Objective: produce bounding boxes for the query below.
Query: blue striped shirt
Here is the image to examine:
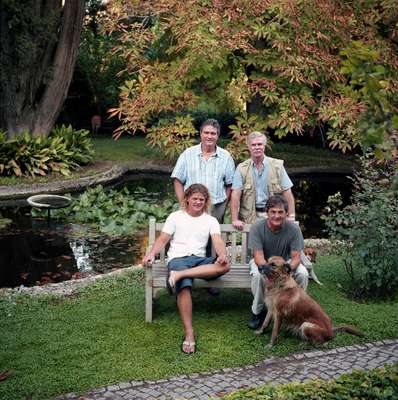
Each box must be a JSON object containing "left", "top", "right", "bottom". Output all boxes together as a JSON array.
[{"left": 171, "top": 144, "right": 235, "bottom": 204}]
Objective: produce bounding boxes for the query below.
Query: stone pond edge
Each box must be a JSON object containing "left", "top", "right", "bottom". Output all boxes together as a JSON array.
[{"left": 0, "top": 162, "right": 334, "bottom": 296}]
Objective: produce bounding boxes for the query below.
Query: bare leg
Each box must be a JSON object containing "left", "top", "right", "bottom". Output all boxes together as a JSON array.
[
  {"left": 170, "top": 262, "right": 229, "bottom": 284},
  {"left": 177, "top": 287, "right": 195, "bottom": 353}
]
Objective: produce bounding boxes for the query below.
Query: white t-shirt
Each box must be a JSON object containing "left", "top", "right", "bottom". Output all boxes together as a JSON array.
[{"left": 162, "top": 210, "right": 221, "bottom": 261}]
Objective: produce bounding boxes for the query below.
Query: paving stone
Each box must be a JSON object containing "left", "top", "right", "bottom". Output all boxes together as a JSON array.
[{"left": 57, "top": 340, "right": 398, "bottom": 400}]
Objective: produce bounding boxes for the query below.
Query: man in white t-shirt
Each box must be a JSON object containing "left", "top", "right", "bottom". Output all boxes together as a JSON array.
[{"left": 143, "top": 184, "right": 230, "bottom": 354}]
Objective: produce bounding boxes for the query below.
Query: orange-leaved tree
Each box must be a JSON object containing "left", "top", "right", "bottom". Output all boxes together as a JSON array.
[{"left": 106, "top": 0, "right": 398, "bottom": 160}]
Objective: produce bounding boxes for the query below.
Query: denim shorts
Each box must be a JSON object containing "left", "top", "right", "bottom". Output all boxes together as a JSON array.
[{"left": 167, "top": 255, "right": 216, "bottom": 293}]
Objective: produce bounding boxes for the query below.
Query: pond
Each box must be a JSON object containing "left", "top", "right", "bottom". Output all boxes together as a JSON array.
[{"left": 0, "top": 172, "right": 352, "bottom": 289}]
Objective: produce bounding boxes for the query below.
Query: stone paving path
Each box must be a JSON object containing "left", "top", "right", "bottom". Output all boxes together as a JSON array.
[{"left": 57, "top": 339, "right": 398, "bottom": 400}]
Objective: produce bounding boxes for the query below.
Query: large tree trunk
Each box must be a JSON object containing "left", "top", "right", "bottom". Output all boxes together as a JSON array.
[{"left": 0, "top": 0, "right": 85, "bottom": 139}]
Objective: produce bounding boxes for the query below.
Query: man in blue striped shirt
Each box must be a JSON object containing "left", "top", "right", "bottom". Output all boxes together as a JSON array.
[{"left": 171, "top": 119, "right": 235, "bottom": 223}]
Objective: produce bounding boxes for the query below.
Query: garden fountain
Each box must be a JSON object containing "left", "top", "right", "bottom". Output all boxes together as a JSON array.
[{"left": 27, "top": 194, "right": 72, "bottom": 224}]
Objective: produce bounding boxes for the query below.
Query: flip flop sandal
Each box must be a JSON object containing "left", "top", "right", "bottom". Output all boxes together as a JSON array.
[
  {"left": 166, "top": 273, "right": 176, "bottom": 295},
  {"left": 181, "top": 340, "right": 196, "bottom": 354}
]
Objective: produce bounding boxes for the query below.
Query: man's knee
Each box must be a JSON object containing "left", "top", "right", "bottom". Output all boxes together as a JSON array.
[{"left": 251, "top": 272, "right": 264, "bottom": 286}]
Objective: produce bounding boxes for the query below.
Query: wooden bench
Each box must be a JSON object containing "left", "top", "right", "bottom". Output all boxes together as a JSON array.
[
  {"left": 144, "top": 218, "right": 322, "bottom": 322},
  {"left": 145, "top": 217, "right": 251, "bottom": 322}
]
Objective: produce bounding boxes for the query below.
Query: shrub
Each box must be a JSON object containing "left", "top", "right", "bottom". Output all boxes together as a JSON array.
[
  {"left": 226, "top": 113, "right": 268, "bottom": 161},
  {"left": 222, "top": 363, "right": 398, "bottom": 399},
  {"left": 147, "top": 115, "right": 197, "bottom": 161},
  {"left": 0, "top": 125, "right": 93, "bottom": 177},
  {"left": 323, "top": 155, "right": 398, "bottom": 300},
  {"left": 50, "top": 124, "right": 93, "bottom": 165}
]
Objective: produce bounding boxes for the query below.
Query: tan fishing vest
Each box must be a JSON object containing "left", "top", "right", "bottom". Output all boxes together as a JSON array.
[{"left": 237, "top": 156, "right": 284, "bottom": 223}]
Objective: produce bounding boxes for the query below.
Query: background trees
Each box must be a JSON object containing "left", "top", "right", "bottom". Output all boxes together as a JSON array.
[
  {"left": 108, "top": 0, "right": 398, "bottom": 159},
  {"left": 0, "top": 0, "right": 85, "bottom": 139}
]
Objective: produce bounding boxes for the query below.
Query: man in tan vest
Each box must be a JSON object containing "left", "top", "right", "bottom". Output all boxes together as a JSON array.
[
  {"left": 231, "top": 132, "right": 307, "bottom": 329},
  {"left": 231, "top": 131, "right": 295, "bottom": 228}
]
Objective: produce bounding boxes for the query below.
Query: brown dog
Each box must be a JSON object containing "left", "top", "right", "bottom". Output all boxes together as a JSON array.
[{"left": 256, "top": 256, "right": 363, "bottom": 348}]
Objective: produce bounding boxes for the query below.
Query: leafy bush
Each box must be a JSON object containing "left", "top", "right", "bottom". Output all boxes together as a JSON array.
[
  {"left": 226, "top": 113, "right": 268, "bottom": 161},
  {"left": 223, "top": 363, "right": 398, "bottom": 399},
  {"left": 323, "top": 155, "right": 398, "bottom": 299},
  {"left": 147, "top": 115, "right": 197, "bottom": 160},
  {"left": 0, "top": 125, "right": 93, "bottom": 177},
  {"left": 34, "top": 185, "right": 177, "bottom": 236}
]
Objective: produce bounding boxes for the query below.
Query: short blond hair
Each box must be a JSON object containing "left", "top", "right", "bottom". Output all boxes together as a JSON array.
[{"left": 246, "top": 131, "right": 267, "bottom": 146}]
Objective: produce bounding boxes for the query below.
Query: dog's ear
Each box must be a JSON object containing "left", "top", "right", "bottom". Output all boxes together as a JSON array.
[{"left": 283, "top": 263, "right": 291, "bottom": 273}]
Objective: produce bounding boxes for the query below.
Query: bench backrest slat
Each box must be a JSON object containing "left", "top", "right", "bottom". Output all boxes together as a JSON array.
[
  {"left": 241, "top": 231, "right": 248, "bottom": 263},
  {"left": 148, "top": 219, "right": 250, "bottom": 265},
  {"left": 230, "top": 231, "right": 237, "bottom": 264}
]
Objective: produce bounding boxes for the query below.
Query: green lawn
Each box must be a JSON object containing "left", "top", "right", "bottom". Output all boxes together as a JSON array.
[
  {"left": 0, "top": 255, "right": 396, "bottom": 400},
  {"left": 92, "top": 135, "right": 166, "bottom": 163},
  {"left": 0, "top": 136, "right": 354, "bottom": 186},
  {"left": 92, "top": 136, "right": 353, "bottom": 170}
]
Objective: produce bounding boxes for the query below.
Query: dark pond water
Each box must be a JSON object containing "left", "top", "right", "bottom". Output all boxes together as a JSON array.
[{"left": 0, "top": 172, "right": 352, "bottom": 289}]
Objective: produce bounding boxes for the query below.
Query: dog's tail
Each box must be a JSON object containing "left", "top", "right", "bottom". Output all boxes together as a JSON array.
[{"left": 333, "top": 325, "right": 363, "bottom": 337}]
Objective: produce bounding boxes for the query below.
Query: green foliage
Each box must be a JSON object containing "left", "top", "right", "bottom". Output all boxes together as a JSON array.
[
  {"left": 331, "top": 40, "right": 398, "bottom": 158},
  {"left": 0, "top": 0, "right": 59, "bottom": 82},
  {"left": 51, "top": 125, "right": 93, "bottom": 165},
  {"left": 0, "top": 125, "right": 93, "bottom": 177},
  {"left": 146, "top": 115, "right": 197, "bottom": 160},
  {"left": 222, "top": 364, "right": 398, "bottom": 399},
  {"left": 38, "top": 185, "right": 177, "bottom": 236},
  {"left": 323, "top": 155, "right": 398, "bottom": 299},
  {"left": 226, "top": 113, "right": 268, "bottom": 162},
  {"left": 108, "top": 0, "right": 398, "bottom": 157},
  {"left": 75, "top": 1, "right": 126, "bottom": 113}
]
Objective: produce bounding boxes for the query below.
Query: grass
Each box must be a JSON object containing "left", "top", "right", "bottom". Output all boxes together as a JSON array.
[
  {"left": 92, "top": 136, "right": 353, "bottom": 170},
  {"left": 92, "top": 135, "right": 166, "bottom": 163},
  {"left": 268, "top": 142, "right": 354, "bottom": 170},
  {"left": 0, "top": 136, "right": 353, "bottom": 186},
  {"left": 0, "top": 255, "right": 397, "bottom": 400}
]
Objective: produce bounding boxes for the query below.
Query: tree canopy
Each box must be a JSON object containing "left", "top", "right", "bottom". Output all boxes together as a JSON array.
[{"left": 107, "top": 0, "right": 398, "bottom": 159}]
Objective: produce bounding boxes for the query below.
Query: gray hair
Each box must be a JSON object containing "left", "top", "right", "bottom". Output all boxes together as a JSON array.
[{"left": 246, "top": 131, "right": 267, "bottom": 146}]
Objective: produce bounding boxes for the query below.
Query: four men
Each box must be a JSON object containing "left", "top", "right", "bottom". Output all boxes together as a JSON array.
[{"left": 143, "top": 122, "right": 310, "bottom": 352}]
